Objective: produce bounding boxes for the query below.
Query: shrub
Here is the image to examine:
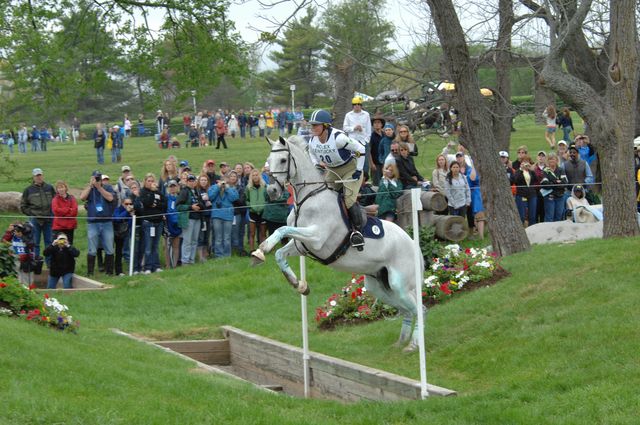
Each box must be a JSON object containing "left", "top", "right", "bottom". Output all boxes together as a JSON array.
[{"left": 0, "top": 277, "right": 79, "bottom": 333}]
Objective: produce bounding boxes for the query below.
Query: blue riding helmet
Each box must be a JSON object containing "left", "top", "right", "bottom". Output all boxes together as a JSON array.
[{"left": 308, "top": 109, "right": 332, "bottom": 125}]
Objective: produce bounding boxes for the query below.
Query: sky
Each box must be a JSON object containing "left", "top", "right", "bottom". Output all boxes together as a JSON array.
[{"left": 224, "top": 0, "right": 431, "bottom": 70}]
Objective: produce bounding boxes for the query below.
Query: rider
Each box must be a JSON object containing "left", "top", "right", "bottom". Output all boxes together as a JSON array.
[{"left": 307, "top": 109, "right": 367, "bottom": 250}]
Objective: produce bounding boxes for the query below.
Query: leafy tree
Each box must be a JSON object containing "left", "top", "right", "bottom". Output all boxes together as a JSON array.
[
  {"left": 321, "top": 0, "right": 395, "bottom": 124},
  {"left": 261, "top": 8, "right": 327, "bottom": 108}
]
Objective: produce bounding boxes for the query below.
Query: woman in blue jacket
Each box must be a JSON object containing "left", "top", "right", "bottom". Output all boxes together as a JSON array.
[{"left": 208, "top": 176, "right": 239, "bottom": 258}]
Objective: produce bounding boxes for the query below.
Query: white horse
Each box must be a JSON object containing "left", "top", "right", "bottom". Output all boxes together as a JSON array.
[{"left": 251, "top": 136, "right": 425, "bottom": 351}]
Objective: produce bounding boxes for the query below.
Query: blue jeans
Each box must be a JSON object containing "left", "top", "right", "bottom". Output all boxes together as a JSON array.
[
  {"left": 96, "top": 147, "right": 104, "bottom": 164},
  {"left": 211, "top": 218, "right": 232, "bottom": 258},
  {"left": 562, "top": 127, "right": 572, "bottom": 142},
  {"left": 31, "top": 140, "right": 41, "bottom": 151},
  {"left": 181, "top": 219, "right": 201, "bottom": 264},
  {"left": 48, "top": 273, "right": 73, "bottom": 289},
  {"left": 87, "top": 221, "right": 114, "bottom": 256},
  {"left": 111, "top": 147, "right": 120, "bottom": 163},
  {"left": 231, "top": 214, "right": 244, "bottom": 251},
  {"left": 515, "top": 195, "right": 538, "bottom": 225},
  {"left": 240, "top": 126, "right": 246, "bottom": 138},
  {"left": 544, "top": 196, "right": 565, "bottom": 222},
  {"left": 19, "top": 141, "right": 27, "bottom": 153},
  {"left": 29, "top": 218, "right": 53, "bottom": 260},
  {"left": 143, "top": 220, "right": 162, "bottom": 271}
]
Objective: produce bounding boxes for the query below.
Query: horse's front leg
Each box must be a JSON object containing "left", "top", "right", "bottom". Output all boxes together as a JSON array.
[
  {"left": 273, "top": 239, "right": 309, "bottom": 295},
  {"left": 251, "top": 224, "right": 320, "bottom": 264}
]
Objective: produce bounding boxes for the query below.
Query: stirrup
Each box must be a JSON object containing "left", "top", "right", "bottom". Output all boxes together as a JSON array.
[{"left": 350, "top": 231, "right": 365, "bottom": 251}]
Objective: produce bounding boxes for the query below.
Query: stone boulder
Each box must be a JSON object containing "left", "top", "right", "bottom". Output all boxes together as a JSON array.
[
  {"left": 0, "top": 192, "right": 22, "bottom": 213},
  {"left": 525, "top": 220, "right": 603, "bottom": 245}
]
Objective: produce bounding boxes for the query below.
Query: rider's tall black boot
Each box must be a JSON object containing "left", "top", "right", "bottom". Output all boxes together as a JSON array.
[{"left": 348, "top": 204, "right": 365, "bottom": 251}]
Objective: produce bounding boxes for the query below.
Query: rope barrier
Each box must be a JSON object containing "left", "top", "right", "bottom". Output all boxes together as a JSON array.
[{"left": 1, "top": 181, "right": 609, "bottom": 222}]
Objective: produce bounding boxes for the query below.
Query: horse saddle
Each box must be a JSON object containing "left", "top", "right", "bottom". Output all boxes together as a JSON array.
[{"left": 336, "top": 194, "right": 385, "bottom": 240}]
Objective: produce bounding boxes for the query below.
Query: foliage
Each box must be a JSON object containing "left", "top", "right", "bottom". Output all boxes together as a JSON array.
[
  {"left": 260, "top": 8, "right": 327, "bottom": 108},
  {"left": 315, "top": 274, "right": 397, "bottom": 329},
  {"left": 0, "top": 241, "right": 16, "bottom": 278},
  {"left": 406, "top": 225, "right": 441, "bottom": 265},
  {"left": 0, "top": 277, "right": 79, "bottom": 333},
  {"left": 423, "top": 244, "right": 498, "bottom": 304},
  {"left": 321, "top": 0, "right": 395, "bottom": 94}
]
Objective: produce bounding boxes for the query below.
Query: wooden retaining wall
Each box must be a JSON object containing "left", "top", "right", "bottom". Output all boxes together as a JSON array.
[{"left": 221, "top": 326, "right": 456, "bottom": 402}]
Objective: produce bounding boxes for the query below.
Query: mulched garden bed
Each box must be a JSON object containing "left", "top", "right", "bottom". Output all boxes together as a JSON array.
[{"left": 319, "top": 266, "right": 511, "bottom": 330}]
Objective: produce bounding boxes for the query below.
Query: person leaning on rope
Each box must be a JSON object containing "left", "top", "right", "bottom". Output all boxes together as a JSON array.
[{"left": 307, "top": 109, "right": 367, "bottom": 250}]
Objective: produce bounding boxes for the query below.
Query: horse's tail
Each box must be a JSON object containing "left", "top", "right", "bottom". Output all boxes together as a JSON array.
[{"left": 376, "top": 267, "right": 391, "bottom": 292}]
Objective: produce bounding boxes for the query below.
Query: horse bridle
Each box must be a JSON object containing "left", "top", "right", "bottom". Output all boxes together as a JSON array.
[{"left": 268, "top": 144, "right": 297, "bottom": 195}]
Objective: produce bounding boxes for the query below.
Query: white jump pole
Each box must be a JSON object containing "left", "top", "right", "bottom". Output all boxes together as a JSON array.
[
  {"left": 411, "top": 188, "right": 429, "bottom": 399},
  {"left": 128, "top": 215, "right": 137, "bottom": 276},
  {"left": 300, "top": 256, "right": 311, "bottom": 398}
]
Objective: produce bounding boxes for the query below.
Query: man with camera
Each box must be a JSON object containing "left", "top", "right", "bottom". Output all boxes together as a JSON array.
[
  {"left": 80, "top": 171, "right": 116, "bottom": 276},
  {"left": 43, "top": 233, "right": 79, "bottom": 289},
  {"left": 2, "top": 223, "right": 36, "bottom": 285}
]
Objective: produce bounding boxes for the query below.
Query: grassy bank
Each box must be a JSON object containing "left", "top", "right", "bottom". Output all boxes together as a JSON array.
[{"left": 1, "top": 237, "right": 638, "bottom": 424}]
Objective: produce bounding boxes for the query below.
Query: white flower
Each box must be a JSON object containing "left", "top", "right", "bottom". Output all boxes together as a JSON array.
[
  {"left": 444, "top": 244, "right": 461, "bottom": 255},
  {"left": 361, "top": 287, "right": 367, "bottom": 292},
  {"left": 0, "top": 307, "right": 12, "bottom": 315},
  {"left": 455, "top": 271, "right": 465, "bottom": 279},
  {"left": 351, "top": 278, "right": 356, "bottom": 284},
  {"left": 431, "top": 263, "right": 441, "bottom": 271},
  {"left": 476, "top": 261, "right": 491, "bottom": 268},
  {"left": 329, "top": 300, "right": 337, "bottom": 307},
  {"left": 45, "top": 298, "right": 68, "bottom": 313},
  {"left": 424, "top": 275, "right": 438, "bottom": 287}
]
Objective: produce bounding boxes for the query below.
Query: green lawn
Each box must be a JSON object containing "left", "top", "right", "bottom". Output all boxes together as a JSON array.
[
  {"left": 1, "top": 238, "right": 638, "bottom": 424},
  {"left": 4, "top": 115, "right": 635, "bottom": 425}
]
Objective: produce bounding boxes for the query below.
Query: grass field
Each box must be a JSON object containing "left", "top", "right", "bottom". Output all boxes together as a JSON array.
[{"left": 4, "top": 114, "right": 633, "bottom": 425}]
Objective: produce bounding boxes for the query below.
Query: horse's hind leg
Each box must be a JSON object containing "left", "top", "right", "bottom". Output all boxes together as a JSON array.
[{"left": 274, "top": 239, "right": 309, "bottom": 295}]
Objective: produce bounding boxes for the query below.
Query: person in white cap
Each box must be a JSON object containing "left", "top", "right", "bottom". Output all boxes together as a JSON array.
[
  {"left": 20, "top": 168, "right": 55, "bottom": 262},
  {"left": 110, "top": 125, "right": 123, "bottom": 163},
  {"left": 43, "top": 233, "right": 79, "bottom": 289}
]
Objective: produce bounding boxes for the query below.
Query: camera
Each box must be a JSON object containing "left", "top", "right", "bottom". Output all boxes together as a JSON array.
[{"left": 94, "top": 173, "right": 102, "bottom": 182}]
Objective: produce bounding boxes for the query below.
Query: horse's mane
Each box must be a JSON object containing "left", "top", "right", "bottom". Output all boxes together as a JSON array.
[{"left": 286, "top": 134, "right": 309, "bottom": 153}]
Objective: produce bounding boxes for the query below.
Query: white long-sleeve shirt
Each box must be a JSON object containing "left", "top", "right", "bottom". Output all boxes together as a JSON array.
[{"left": 342, "top": 110, "right": 371, "bottom": 145}]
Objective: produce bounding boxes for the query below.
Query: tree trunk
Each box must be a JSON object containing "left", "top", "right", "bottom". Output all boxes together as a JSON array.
[
  {"left": 426, "top": 0, "right": 531, "bottom": 257},
  {"left": 492, "top": 0, "right": 514, "bottom": 152},
  {"left": 332, "top": 58, "right": 355, "bottom": 129},
  {"left": 540, "top": 0, "right": 639, "bottom": 238},
  {"left": 601, "top": 0, "right": 639, "bottom": 236}
]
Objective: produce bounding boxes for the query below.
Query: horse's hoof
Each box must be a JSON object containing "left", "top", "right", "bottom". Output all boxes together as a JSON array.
[
  {"left": 297, "top": 280, "right": 310, "bottom": 296},
  {"left": 250, "top": 249, "right": 265, "bottom": 266},
  {"left": 402, "top": 342, "right": 418, "bottom": 353}
]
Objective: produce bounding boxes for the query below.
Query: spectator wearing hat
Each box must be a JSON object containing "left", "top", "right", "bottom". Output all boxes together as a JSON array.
[
  {"left": 93, "top": 124, "right": 106, "bottom": 164},
  {"left": 203, "top": 160, "right": 220, "bottom": 184},
  {"left": 43, "top": 234, "right": 79, "bottom": 289},
  {"left": 557, "top": 140, "right": 569, "bottom": 163},
  {"left": 110, "top": 125, "right": 123, "bottom": 163},
  {"left": 80, "top": 170, "right": 116, "bottom": 275},
  {"left": 343, "top": 96, "right": 371, "bottom": 174},
  {"left": 30, "top": 125, "right": 41, "bottom": 152},
  {"left": 177, "top": 174, "right": 206, "bottom": 265},
  {"left": 3, "top": 223, "right": 36, "bottom": 285},
  {"left": 116, "top": 166, "right": 133, "bottom": 205},
  {"left": 377, "top": 123, "right": 396, "bottom": 166},
  {"left": 21, "top": 168, "right": 55, "bottom": 262},
  {"left": 499, "top": 151, "right": 515, "bottom": 186},
  {"left": 112, "top": 196, "right": 135, "bottom": 276},
  {"left": 566, "top": 184, "right": 590, "bottom": 215},
  {"left": 369, "top": 113, "right": 385, "bottom": 185},
  {"left": 188, "top": 123, "right": 199, "bottom": 147},
  {"left": 215, "top": 114, "right": 228, "bottom": 149},
  {"left": 219, "top": 162, "right": 230, "bottom": 177},
  {"left": 51, "top": 180, "right": 78, "bottom": 245}
]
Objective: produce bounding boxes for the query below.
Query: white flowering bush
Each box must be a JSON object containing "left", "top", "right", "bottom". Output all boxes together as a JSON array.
[{"left": 423, "top": 244, "right": 499, "bottom": 304}]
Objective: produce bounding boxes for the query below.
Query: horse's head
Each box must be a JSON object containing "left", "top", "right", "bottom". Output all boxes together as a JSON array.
[{"left": 265, "top": 136, "right": 293, "bottom": 201}]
